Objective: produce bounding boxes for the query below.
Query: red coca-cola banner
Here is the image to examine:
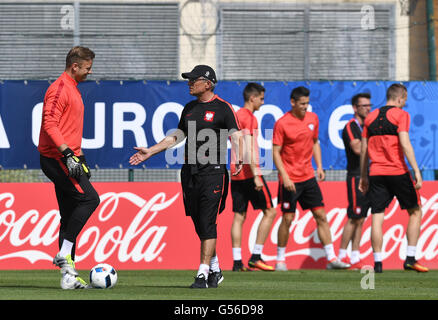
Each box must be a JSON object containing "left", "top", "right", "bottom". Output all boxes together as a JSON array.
[{"left": 0, "top": 181, "right": 437, "bottom": 270}]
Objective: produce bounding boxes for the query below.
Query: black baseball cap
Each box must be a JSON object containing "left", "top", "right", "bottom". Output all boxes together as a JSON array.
[{"left": 181, "top": 65, "right": 217, "bottom": 83}]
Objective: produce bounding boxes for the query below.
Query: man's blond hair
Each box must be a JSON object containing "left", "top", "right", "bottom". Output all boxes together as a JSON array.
[
  {"left": 386, "top": 83, "right": 407, "bottom": 101},
  {"left": 65, "top": 46, "right": 95, "bottom": 68}
]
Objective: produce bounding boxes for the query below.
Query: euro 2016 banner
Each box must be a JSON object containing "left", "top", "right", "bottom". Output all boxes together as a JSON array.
[
  {"left": 0, "top": 80, "right": 438, "bottom": 171},
  {"left": 0, "top": 181, "right": 437, "bottom": 270}
]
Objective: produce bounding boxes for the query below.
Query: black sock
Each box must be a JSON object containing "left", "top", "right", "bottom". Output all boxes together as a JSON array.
[
  {"left": 250, "top": 254, "right": 261, "bottom": 262},
  {"left": 406, "top": 256, "right": 416, "bottom": 264},
  {"left": 233, "top": 260, "right": 242, "bottom": 266}
]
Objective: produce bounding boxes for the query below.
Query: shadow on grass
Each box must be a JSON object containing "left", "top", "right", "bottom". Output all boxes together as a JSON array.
[
  {"left": 137, "top": 285, "right": 191, "bottom": 289},
  {"left": 0, "top": 284, "right": 58, "bottom": 290}
]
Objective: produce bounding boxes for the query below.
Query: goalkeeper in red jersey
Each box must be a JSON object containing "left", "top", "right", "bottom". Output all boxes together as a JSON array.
[{"left": 38, "top": 46, "right": 99, "bottom": 289}]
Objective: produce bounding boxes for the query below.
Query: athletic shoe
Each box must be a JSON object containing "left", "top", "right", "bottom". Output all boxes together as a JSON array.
[
  {"left": 403, "top": 260, "right": 429, "bottom": 272},
  {"left": 339, "top": 257, "right": 364, "bottom": 270},
  {"left": 60, "top": 273, "right": 87, "bottom": 289},
  {"left": 326, "top": 258, "right": 350, "bottom": 270},
  {"left": 190, "top": 274, "right": 208, "bottom": 289},
  {"left": 349, "top": 261, "right": 364, "bottom": 270},
  {"left": 232, "top": 262, "right": 252, "bottom": 272},
  {"left": 374, "top": 262, "right": 382, "bottom": 273},
  {"left": 76, "top": 276, "right": 89, "bottom": 287},
  {"left": 339, "top": 257, "right": 350, "bottom": 264},
  {"left": 53, "top": 253, "right": 78, "bottom": 276},
  {"left": 248, "top": 259, "right": 274, "bottom": 271},
  {"left": 207, "top": 270, "right": 224, "bottom": 288},
  {"left": 275, "top": 261, "right": 288, "bottom": 271}
]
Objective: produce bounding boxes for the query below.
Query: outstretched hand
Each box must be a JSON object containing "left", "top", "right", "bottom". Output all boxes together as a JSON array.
[{"left": 129, "top": 147, "right": 152, "bottom": 165}]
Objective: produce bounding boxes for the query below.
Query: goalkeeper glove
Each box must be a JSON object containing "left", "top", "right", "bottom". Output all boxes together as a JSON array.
[
  {"left": 61, "top": 148, "right": 83, "bottom": 179},
  {"left": 79, "top": 155, "right": 91, "bottom": 179}
]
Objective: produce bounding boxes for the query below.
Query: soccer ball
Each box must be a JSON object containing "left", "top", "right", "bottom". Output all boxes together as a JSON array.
[{"left": 89, "top": 263, "right": 118, "bottom": 289}]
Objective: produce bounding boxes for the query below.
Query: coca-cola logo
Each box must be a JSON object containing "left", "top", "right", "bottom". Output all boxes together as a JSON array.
[
  {"left": 1, "top": 183, "right": 438, "bottom": 269},
  {"left": 0, "top": 191, "right": 179, "bottom": 265},
  {"left": 248, "top": 193, "right": 438, "bottom": 264}
]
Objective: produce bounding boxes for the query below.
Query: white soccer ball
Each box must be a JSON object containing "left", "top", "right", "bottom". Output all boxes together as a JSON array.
[{"left": 90, "top": 263, "right": 118, "bottom": 289}]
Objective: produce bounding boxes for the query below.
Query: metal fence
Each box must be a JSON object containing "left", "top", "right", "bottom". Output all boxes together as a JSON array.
[{"left": 1, "top": 169, "right": 436, "bottom": 183}]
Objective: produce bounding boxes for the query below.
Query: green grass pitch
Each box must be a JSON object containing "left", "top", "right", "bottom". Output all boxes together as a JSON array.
[{"left": 0, "top": 269, "right": 437, "bottom": 300}]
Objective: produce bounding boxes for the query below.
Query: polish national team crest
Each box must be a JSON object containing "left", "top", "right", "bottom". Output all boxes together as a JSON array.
[{"left": 204, "top": 111, "right": 215, "bottom": 122}]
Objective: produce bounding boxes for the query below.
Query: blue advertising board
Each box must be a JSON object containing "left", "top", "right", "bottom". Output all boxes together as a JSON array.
[{"left": 0, "top": 80, "right": 437, "bottom": 171}]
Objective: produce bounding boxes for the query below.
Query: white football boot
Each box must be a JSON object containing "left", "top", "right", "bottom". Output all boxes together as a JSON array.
[
  {"left": 53, "top": 253, "right": 79, "bottom": 276},
  {"left": 275, "top": 261, "right": 288, "bottom": 271},
  {"left": 326, "top": 258, "right": 351, "bottom": 270},
  {"left": 60, "top": 273, "right": 87, "bottom": 289}
]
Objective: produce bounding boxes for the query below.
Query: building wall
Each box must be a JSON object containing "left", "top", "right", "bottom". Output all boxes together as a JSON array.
[
  {"left": 179, "top": 0, "right": 410, "bottom": 81},
  {"left": 409, "top": 0, "right": 429, "bottom": 80},
  {"left": 0, "top": 0, "right": 414, "bottom": 81}
]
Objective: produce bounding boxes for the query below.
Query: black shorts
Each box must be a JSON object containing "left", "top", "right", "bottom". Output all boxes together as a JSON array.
[
  {"left": 278, "top": 177, "right": 324, "bottom": 213},
  {"left": 39, "top": 155, "right": 100, "bottom": 242},
  {"left": 346, "top": 175, "right": 371, "bottom": 219},
  {"left": 368, "top": 172, "right": 420, "bottom": 214},
  {"left": 180, "top": 164, "right": 229, "bottom": 240},
  {"left": 231, "top": 176, "right": 273, "bottom": 213}
]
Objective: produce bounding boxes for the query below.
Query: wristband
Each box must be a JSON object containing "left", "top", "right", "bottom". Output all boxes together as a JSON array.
[{"left": 62, "top": 147, "right": 75, "bottom": 158}]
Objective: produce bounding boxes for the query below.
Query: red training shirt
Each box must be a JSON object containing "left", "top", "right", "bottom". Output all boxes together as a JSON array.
[
  {"left": 38, "top": 72, "right": 84, "bottom": 159},
  {"left": 273, "top": 111, "right": 319, "bottom": 183},
  {"left": 362, "top": 107, "right": 410, "bottom": 176},
  {"left": 230, "top": 107, "right": 261, "bottom": 180}
]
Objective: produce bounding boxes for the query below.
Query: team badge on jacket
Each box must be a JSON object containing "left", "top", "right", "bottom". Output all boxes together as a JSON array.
[
  {"left": 308, "top": 123, "right": 314, "bottom": 131},
  {"left": 204, "top": 111, "right": 215, "bottom": 122}
]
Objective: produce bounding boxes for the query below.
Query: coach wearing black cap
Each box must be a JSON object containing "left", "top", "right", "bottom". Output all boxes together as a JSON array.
[
  {"left": 129, "top": 65, "right": 243, "bottom": 289},
  {"left": 181, "top": 64, "right": 218, "bottom": 84}
]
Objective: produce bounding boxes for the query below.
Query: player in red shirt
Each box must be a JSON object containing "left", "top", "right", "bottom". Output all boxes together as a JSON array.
[
  {"left": 38, "top": 46, "right": 99, "bottom": 289},
  {"left": 359, "top": 83, "right": 428, "bottom": 273},
  {"left": 230, "top": 83, "right": 276, "bottom": 272},
  {"left": 273, "top": 86, "right": 350, "bottom": 271}
]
